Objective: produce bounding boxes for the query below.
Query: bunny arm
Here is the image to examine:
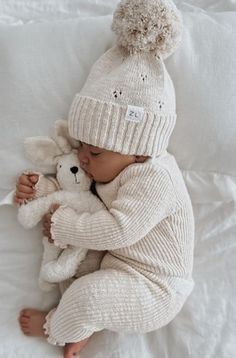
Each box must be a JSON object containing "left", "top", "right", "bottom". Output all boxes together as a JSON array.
[
  {"left": 38, "top": 237, "right": 88, "bottom": 291},
  {"left": 38, "top": 276, "right": 57, "bottom": 292},
  {"left": 17, "top": 190, "right": 80, "bottom": 229},
  {"left": 18, "top": 188, "right": 105, "bottom": 229},
  {"left": 40, "top": 238, "right": 88, "bottom": 284},
  {"left": 36, "top": 191, "right": 104, "bottom": 290},
  {"left": 38, "top": 237, "right": 62, "bottom": 292}
]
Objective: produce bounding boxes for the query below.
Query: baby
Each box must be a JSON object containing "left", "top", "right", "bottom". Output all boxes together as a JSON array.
[{"left": 16, "top": 1, "right": 195, "bottom": 357}]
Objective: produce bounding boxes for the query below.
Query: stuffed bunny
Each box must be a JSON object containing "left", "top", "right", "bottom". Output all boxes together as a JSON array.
[{"left": 18, "top": 119, "right": 105, "bottom": 292}]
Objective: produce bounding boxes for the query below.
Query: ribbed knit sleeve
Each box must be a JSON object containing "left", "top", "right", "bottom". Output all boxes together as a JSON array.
[
  {"left": 50, "top": 164, "right": 178, "bottom": 251},
  {"left": 34, "top": 175, "right": 60, "bottom": 198}
]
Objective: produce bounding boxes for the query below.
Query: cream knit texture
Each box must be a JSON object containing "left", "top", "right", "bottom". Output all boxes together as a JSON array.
[
  {"left": 68, "top": 47, "right": 177, "bottom": 157},
  {"left": 34, "top": 174, "right": 60, "bottom": 198},
  {"left": 68, "top": 0, "right": 183, "bottom": 158},
  {"left": 37, "top": 151, "right": 195, "bottom": 346}
]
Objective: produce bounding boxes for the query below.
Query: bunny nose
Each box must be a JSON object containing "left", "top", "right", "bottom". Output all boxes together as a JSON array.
[{"left": 70, "top": 166, "right": 78, "bottom": 174}]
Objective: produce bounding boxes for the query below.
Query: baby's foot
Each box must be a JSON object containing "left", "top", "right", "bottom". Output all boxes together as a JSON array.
[
  {"left": 18, "top": 308, "right": 48, "bottom": 337},
  {"left": 64, "top": 338, "right": 90, "bottom": 358}
]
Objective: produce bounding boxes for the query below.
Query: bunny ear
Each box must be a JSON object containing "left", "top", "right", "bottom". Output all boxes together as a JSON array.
[
  {"left": 24, "top": 136, "right": 63, "bottom": 166},
  {"left": 51, "top": 119, "right": 80, "bottom": 154}
]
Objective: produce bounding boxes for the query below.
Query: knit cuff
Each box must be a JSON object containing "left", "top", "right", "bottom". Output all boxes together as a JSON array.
[
  {"left": 34, "top": 175, "right": 60, "bottom": 198},
  {"left": 68, "top": 95, "right": 176, "bottom": 157},
  {"left": 43, "top": 307, "right": 94, "bottom": 346},
  {"left": 43, "top": 308, "right": 62, "bottom": 346},
  {"left": 51, "top": 206, "right": 78, "bottom": 249}
]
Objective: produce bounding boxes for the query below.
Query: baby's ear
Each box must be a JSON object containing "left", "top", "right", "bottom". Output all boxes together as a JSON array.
[{"left": 24, "top": 137, "right": 63, "bottom": 166}]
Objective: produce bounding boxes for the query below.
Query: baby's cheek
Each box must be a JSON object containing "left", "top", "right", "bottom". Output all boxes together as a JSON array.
[{"left": 93, "top": 166, "right": 110, "bottom": 183}]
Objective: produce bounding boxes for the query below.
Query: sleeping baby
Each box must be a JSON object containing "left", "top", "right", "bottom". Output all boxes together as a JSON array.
[{"left": 15, "top": 1, "right": 195, "bottom": 357}]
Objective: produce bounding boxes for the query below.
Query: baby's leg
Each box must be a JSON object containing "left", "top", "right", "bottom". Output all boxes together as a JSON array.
[
  {"left": 18, "top": 309, "right": 89, "bottom": 358},
  {"left": 58, "top": 250, "right": 106, "bottom": 296},
  {"left": 44, "top": 267, "right": 175, "bottom": 346}
]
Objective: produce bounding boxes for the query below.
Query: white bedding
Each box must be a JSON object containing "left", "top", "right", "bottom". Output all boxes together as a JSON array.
[
  {"left": 0, "top": 1, "right": 236, "bottom": 357},
  {"left": 1, "top": 0, "right": 236, "bottom": 25}
]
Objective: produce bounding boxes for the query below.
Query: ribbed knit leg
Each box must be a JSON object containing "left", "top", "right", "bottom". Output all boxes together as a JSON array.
[
  {"left": 58, "top": 250, "right": 106, "bottom": 296},
  {"left": 44, "top": 267, "right": 175, "bottom": 346}
]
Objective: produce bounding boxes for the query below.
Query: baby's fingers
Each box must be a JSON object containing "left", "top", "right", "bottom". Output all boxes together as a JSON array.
[
  {"left": 28, "top": 175, "right": 39, "bottom": 185},
  {"left": 17, "top": 184, "right": 35, "bottom": 194},
  {"left": 14, "top": 191, "right": 34, "bottom": 205},
  {"left": 15, "top": 181, "right": 35, "bottom": 200},
  {"left": 15, "top": 193, "right": 33, "bottom": 200},
  {"left": 14, "top": 196, "right": 25, "bottom": 205},
  {"left": 18, "top": 175, "right": 34, "bottom": 187}
]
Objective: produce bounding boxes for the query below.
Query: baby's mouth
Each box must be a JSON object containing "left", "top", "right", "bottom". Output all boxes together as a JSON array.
[
  {"left": 86, "top": 172, "right": 93, "bottom": 179},
  {"left": 83, "top": 169, "right": 93, "bottom": 179},
  {"left": 80, "top": 165, "right": 93, "bottom": 179}
]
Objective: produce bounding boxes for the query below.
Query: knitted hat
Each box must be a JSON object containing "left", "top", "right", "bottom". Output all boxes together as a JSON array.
[{"left": 68, "top": 0, "right": 183, "bottom": 157}]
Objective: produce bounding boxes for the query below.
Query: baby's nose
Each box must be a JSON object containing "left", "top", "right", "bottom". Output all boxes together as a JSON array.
[
  {"left": 80, "top": 157, "right": 89, "bottom": 165},
  {"left": 70, "top": 166, "right": 79, "bottom": 174}
]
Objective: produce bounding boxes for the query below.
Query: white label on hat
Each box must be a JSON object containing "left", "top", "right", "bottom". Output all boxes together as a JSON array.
[{"left": 125, "top": 105, "right": 144, "bottom": 123}]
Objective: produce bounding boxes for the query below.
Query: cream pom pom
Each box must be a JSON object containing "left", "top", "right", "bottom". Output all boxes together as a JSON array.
[{"left": 111, "top": 0, "right": 183, "bottom": 59}]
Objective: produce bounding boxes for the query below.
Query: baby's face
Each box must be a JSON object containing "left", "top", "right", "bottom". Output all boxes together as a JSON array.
[{"left": 77, "top": 141, "right": 138, "bottom": 183}]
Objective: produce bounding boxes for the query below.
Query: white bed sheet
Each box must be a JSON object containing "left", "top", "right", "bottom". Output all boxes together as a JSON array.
[
  {"left": 1, "top": 0, "right": 236, "bottom": 25},
  {"left": 0, "top": 1, "right": 236, "bottom": 358}
]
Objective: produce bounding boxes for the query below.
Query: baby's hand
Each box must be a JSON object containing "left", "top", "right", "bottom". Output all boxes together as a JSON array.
[{"left": 14, "top": 174, "right": 39, "bottom": 205}]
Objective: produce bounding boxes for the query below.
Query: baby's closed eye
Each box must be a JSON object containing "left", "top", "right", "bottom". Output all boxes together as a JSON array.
[{"left": 90, "top": 152, "right": 101, "bottom": 157}]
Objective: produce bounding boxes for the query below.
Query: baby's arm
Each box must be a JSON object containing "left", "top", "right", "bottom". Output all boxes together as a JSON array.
[
  {"left": 50, "top": 165, "right": 178, "bottom": 251},
  {"left": 34, "top": 174, "right": 60, "bottom": 198}
]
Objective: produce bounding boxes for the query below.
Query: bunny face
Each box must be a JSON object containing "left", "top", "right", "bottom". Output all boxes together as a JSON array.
[
  {"left": 24, "top": 120, "right": 92, "bottom": 191},
  {"left": 56, "top": 152, "right": 91, "bottom": 192}
]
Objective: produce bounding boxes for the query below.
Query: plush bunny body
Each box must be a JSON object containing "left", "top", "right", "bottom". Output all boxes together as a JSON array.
[{"left": 18, "top": 120, "right": 105, "bottom": 292}]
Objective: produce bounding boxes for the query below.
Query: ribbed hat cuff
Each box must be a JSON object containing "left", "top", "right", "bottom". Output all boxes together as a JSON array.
[{"left": 68, "top": 95, "right": 176, "bottom": 157}]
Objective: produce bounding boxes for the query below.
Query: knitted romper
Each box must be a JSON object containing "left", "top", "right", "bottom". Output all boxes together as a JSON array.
[{"left": 38, "top": 151, "right": 195, "bottom": 346}]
